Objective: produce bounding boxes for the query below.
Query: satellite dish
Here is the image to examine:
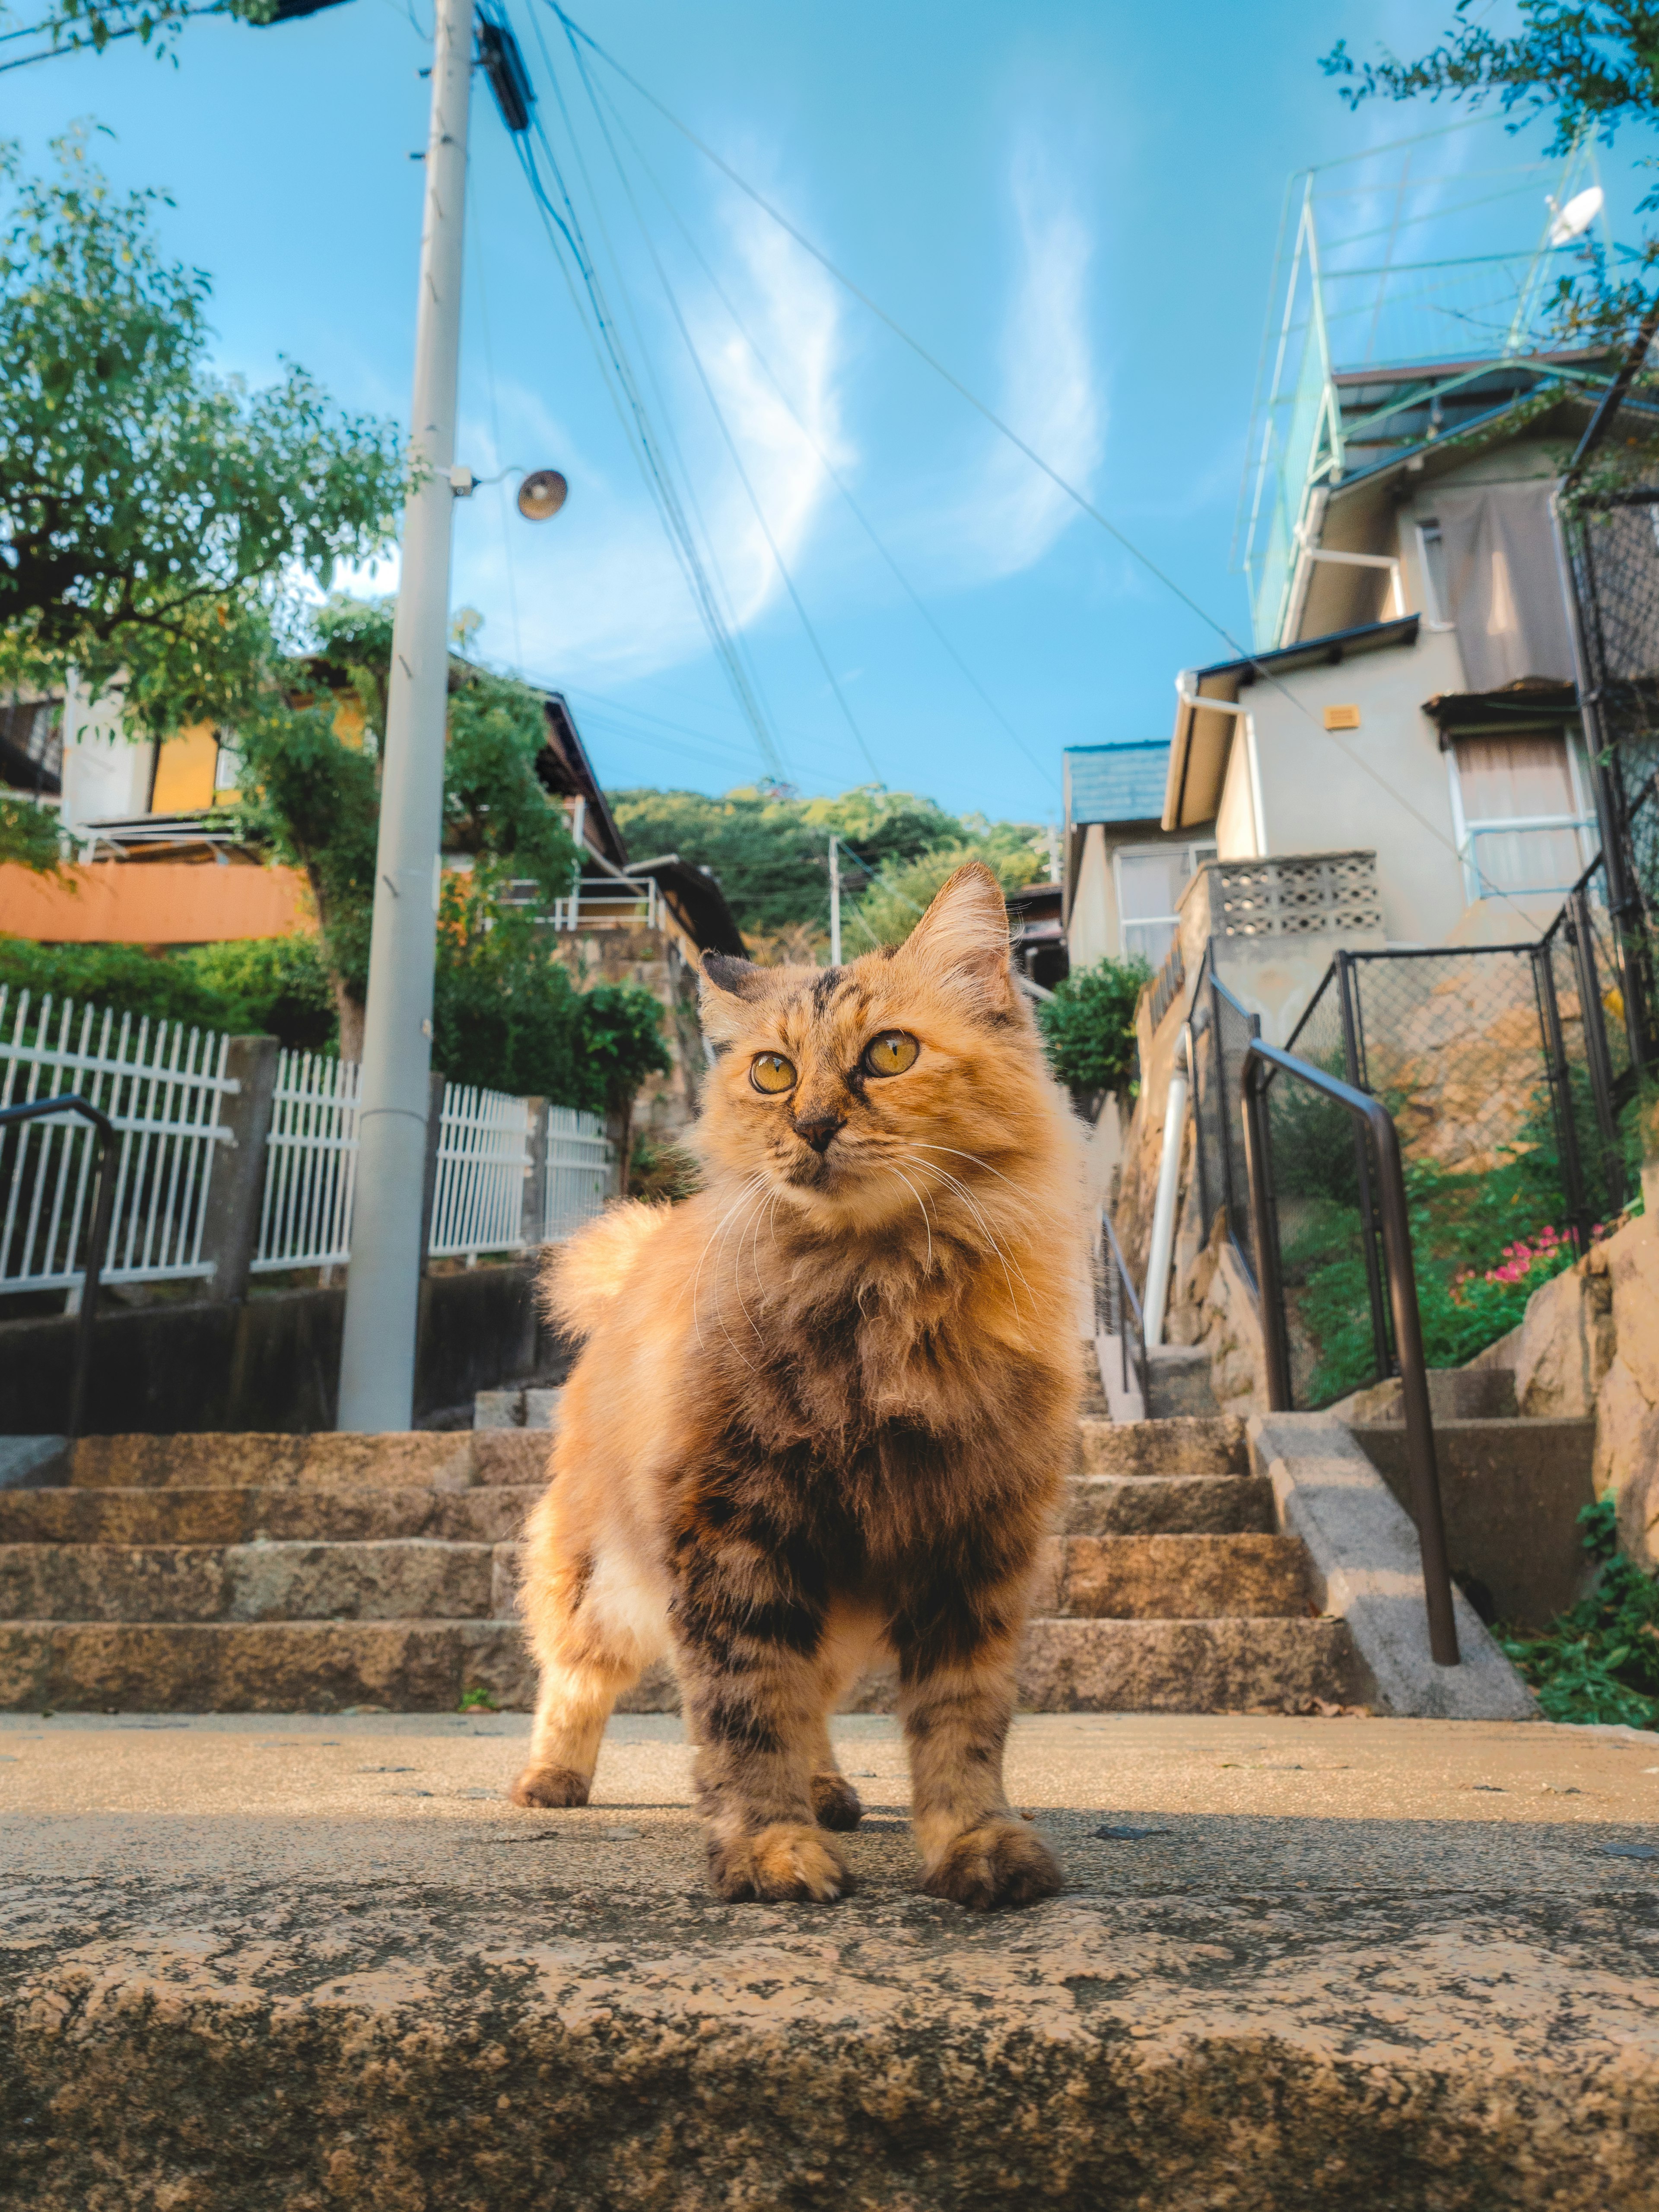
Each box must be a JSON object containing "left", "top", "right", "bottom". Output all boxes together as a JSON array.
[
  {"left": 1549, "top": 185, "right": 1604, "bottom": 247},
  {"left": 517, "top": 469, "right": 569, "bottom": 522}
]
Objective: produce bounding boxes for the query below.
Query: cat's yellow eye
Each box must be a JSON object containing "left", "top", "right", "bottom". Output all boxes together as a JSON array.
[
  {"left": 862, "top": 1030, "right": 919, "bottom": 1078},
  {"left": 750, "top": 1052, "right": 797, "bottom": 1095}
]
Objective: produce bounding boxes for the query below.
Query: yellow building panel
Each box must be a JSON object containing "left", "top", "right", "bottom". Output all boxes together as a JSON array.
[{"left": 149, "top": 723, "right": 220, "bottom": 814}]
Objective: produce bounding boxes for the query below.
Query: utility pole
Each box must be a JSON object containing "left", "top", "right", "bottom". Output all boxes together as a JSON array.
[
  {"left": 337, "top": 0, "right": 472, "bottom": 1432},
  {"left": 828, "top": 833, "right": 841, "bottom": 966}
]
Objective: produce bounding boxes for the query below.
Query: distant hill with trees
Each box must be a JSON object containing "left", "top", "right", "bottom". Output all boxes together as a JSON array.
[{"left": 608, "top": 784, "right": 1048, "bottom": 960}]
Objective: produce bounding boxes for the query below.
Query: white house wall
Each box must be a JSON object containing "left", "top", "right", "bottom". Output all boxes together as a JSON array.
[
  {"left": 1066, "top": 823, "right": 1114, "bottom": 970},
  {"left": 58, "top": 675, "right": 152, "bottom": 834},
  {"left": 1243, "top": 624, "right": 1471, "bottom": 944},
  {"left": 1215, "top": 735, "right": 1259, "bottom": 861}
]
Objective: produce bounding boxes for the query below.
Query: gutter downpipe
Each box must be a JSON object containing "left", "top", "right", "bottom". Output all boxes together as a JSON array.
[
  {"left": 1173, "top": 677, "right": 1266, "bottom": 858},
  {"left": 1141, "top": 1026, "right": 1190, "bottom": 1348}
]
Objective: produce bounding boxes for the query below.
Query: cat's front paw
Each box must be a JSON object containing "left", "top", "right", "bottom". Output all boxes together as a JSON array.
[
  {"left": 922, "top": 1821, "right": 1062, "bottom": 1912},
  {"left": 709, "top": 1822, "right": 853, "bottom": 1903},
  {"left": 810, "top": 1771, "right": 864, "bottom": 1831},
  {"left": 509, "top": 1762, "right": 590, "bottom": 1808}
]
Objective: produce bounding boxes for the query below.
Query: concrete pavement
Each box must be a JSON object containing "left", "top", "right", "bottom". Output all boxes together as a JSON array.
[{"left": 3, "top": 1710, "right": 1657, "bottom": 2208}]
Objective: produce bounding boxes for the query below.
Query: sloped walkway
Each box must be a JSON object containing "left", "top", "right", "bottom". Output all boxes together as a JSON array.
[{"left": 2, "top": 1709, "right": 1656, "bottom": 2209}]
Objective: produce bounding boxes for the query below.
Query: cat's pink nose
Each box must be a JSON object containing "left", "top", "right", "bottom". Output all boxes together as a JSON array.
[{"left": 791, "top": 1113, "right": 842, "bottom": 1154}]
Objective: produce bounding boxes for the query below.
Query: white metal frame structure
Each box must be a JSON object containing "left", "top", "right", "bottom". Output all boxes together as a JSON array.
[
  {"left": 1446, "top": 727, "right": 1599, "bottom": 903},
  {"left": 1234, "top": 119, "right": 1608, "bottom": 652}
]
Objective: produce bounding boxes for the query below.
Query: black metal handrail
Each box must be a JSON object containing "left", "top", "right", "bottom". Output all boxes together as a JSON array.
[
  {"left": 1239, "top": 1039, "right": 1461, "bottom": 1668},
  {"left": 1097, "top": 1205, "right": 1149, "bottom": 1417},
  {"left": 0, "top": 1093, "right": 118, "bottom": 1440}
]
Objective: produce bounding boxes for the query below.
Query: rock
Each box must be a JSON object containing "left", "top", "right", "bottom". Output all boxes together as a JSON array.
[
  {"left": 1595, "top": 1357, "right": 1659, "bottom": 1567},
  {"left": 1603, "top": 1214, "right": 1659, "bottom": 1408}
]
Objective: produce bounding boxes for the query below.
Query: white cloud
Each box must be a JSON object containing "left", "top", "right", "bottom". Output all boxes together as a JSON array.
[
  {"left": 890, "top": 130, "right": 1103, "bottom": 590},
  {"left": 444, "top": 181, "right": 850, "bottom": 695}
]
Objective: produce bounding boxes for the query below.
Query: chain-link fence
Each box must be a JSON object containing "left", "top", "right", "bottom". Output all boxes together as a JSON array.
[{"left": 1254, "top": 874, "right": 1640, "bottom": 1407}]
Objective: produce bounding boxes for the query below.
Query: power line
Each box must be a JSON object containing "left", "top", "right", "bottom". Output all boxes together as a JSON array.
[
  {"left": 505, "top": 110, "right": 792, "bottom": 781},
  {"left": 554, "top": 17, "right": 883, "bottom": 782},
  {"left": 538, "top": 6, "right": 1546, "bottom": 910},
  {"left": 547, "top": 0, "right": 1276, "bottom": 675},
  {"left": 587, "top": 67, "right": 1058, "bottom": 795}
]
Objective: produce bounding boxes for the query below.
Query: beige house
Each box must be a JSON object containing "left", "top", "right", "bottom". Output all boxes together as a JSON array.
[{"left": 1065, "top": 356, "right": 1620, "bottom": 1045}]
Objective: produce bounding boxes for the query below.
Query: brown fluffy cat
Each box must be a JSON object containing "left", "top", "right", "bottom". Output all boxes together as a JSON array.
[{"left": 510, "top": 862, "right": 1088, "bottom": 1910}]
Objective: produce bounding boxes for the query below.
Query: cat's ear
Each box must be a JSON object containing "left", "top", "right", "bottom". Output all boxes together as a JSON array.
[
  {"left": 901, "top": 862, "right": 1016, "bottom": 1015},
  {"left": 699, "top": 951, "right": 769, "bottom": 1044}
]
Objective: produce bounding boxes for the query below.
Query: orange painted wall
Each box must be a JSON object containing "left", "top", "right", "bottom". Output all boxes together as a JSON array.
[{"left": 0, "top": 862, "right": 315, "bottom": 945}]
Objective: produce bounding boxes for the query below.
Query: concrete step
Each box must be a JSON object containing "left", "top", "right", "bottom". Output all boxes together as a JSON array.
[
  {"left": 0, "top": 1540, "right": 516, "bottom": 1625},
  {"left": 0, "top": 1531, "right": 1304, "bottom": 1630},
  {"left": 1065, "top": 1473, "right": 1274, "bottom": 1535},
  {"left": 1017, "top": 1615, "right": 1362, "bottom": 1713},
  {"left": 0, "top": 1608, "right": 1357, "bottom": 1716},
  {"left": 0, "top": 1618, "right": 535, "bottom": 1712},
  {"left": 0, "top": 1486, "right": 541, "bottom": 1547},
  {"left": 63, "top": 1431, "right": 548, "bottom": 1492},
  {"left": 1046, "top": 1534, "right": 1309, "bottom": 1620},
  {"left": 1075, "top": 1416, "right": 1247, "bottom": 1479}
]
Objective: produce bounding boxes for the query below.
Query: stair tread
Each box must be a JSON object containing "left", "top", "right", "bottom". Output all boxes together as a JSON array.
[{"left": 0, "top": 1613, "right": 1363, "bottom": 1715}]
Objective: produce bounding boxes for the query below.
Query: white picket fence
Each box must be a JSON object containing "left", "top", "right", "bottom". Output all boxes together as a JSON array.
[
  {"left": 251, "top": 1050, "right": 362, "bottom": 1275},
  {"left": 428, "top": 1084, "right": 533, "bottom": 1264},
  {"left": 0, "top": 988, "right": 616, "bottom": 1294},
  {"left": 546, "top": 1104, "right": 615, "bottom": 1243},
  {"left": 0, "top": 988, "right": 236, "bottom": 1294}
]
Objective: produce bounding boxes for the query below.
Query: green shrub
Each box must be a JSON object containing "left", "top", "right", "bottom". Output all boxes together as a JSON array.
[
  {"left": 1036, "top": 955, "right": 1151, "bottom": 1097},
  {"left": 1500, "top": 1499, "right": 1659, "bottom": 1730}
]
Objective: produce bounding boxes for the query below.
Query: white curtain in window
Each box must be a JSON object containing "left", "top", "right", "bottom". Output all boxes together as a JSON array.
[{"left": 1434, "top": 486, "right": 1573, "bottom": 691}]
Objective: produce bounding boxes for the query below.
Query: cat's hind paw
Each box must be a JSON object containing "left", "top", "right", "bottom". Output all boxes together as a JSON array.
[
  {"left": 810, "top": 1771, "right": 864, "bottom": 1831},
  {"left": 709, "top": 1822, "right": 853, "bottom": 1903},
  {"left": 921, "top": 1821, "right": 1062, "bottom": 1912}
]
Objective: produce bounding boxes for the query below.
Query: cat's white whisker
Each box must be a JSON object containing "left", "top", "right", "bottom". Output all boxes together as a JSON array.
[
  {"left": 884, "top": 1164, "right": 934, "bottom": 1273},
  {"left": 908, "top": 1141, "right": 1025, "bottom": 1195},
  {"left": 901, "top": 1151, "right": 1029, "bottom": 1317},
  {"left": 690, "top": 1175, "right": 767, "bottom": 1353}
]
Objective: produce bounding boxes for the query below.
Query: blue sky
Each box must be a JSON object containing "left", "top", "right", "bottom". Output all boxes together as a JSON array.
[{"left": 8, "top": 0, "right": 1655, "bottom": 822}]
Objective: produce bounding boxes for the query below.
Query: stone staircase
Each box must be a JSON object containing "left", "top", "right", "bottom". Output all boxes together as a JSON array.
[{"left": 0, "top": 1406, "right": 1363, "bottom": 1714}]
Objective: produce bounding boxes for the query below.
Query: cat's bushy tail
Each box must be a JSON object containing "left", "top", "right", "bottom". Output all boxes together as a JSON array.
[{"left": 541, "top": 1200, "right": 672, "bottom": 1339}]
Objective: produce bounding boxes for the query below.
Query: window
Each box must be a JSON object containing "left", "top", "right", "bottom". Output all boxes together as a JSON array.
[
  {"left": 1417, "top": 519, "right": 1450, "bottom": 625},
  {"left": 1113, "top": 841, "right": 1217, "bottom": 968},
  {"left": 1450, "top": 730, "right": 1595, "bottom": 900}
]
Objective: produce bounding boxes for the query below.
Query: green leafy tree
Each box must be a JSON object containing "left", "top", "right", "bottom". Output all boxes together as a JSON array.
[
  {"left": 2, "top": 0, "right": 277, "bottom": 67},
  {"left": 1035, "top": 955, "right": 1151, "bottom": 1098},
  {"left": 231, "top": 596, "right": 587, "bottom": 1060},
  {"left": 0, "top": 131, "right": 405, "bottom": 737},
  {"left": 1322, "top": 3, "right": 1659, "bottom": 343},
  {"left": 0, "top": 933, "right": 335, "bottom": 1046}
]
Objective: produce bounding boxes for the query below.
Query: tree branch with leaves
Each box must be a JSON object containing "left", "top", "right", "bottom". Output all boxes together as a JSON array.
[{"left": 1322, "top": 3, "right": 1659, "bottom": 345}]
